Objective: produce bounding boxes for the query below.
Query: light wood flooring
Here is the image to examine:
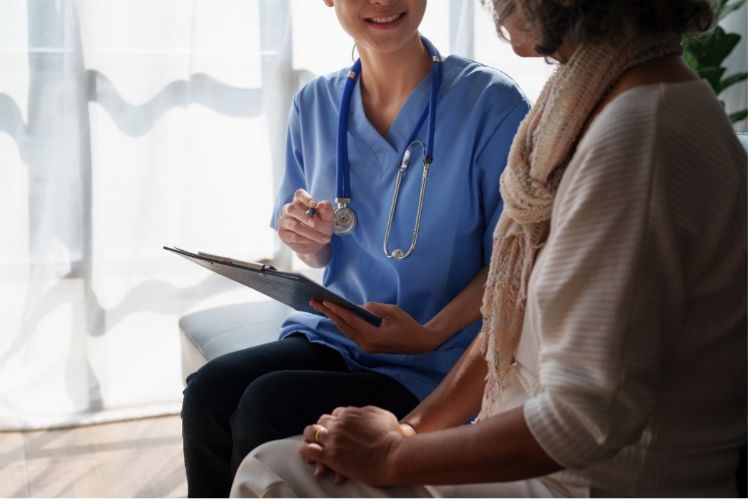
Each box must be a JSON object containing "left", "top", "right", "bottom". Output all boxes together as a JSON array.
[{"left": 0, "top": 414, "right": 187, "bottom": 497}]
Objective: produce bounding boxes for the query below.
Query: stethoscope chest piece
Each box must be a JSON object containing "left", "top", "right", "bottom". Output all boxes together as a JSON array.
[{"left": 333, "top": 198, "right": 357, "bottom": 236}]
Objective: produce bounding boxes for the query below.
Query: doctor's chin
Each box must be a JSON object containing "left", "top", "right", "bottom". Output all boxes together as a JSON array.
[{"left": 1, "top": 0, "right": 747, "bottom": 499}]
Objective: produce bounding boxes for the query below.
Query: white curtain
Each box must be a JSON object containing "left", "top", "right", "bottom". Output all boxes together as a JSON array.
[
  {"left": 0, "top": 0, "right": 303, "bottom": 430},
  {"left": 3, "top": 0, "right": 741, "bottom": 432}
]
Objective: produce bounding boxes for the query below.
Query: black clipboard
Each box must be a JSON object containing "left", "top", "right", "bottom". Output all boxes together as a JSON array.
[{"left": 164, "top": 246, "right": 382, "bottom": 327}]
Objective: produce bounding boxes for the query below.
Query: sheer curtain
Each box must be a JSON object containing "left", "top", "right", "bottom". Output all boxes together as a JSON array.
[
  {"left": 5, "top": 1, "right": 740, "bottom": 432},
  {"left": 0, "top": 0, "right": 301, "bottom": 430}
]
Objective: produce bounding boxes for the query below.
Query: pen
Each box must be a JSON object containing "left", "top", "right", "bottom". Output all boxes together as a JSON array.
[{"left": 305, "top": 207, "right": 317, "bottom": 218}]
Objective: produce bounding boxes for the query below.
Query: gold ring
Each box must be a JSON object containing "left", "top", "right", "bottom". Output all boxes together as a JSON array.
[{"left": 314, "top": 426, "right": 325, "bottom": 443}]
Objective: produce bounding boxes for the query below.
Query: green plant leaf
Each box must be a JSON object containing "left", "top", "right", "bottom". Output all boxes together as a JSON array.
[
  {"left": 682, "top": 49, "right": 700, "bottom": 72},
  {"left": 683, "top": 1, "right": 747, "bottom": 125},
  {"left": 729, "top": 109, "right": 748, "bottom": 123},
  {"left": 698, "top": 66, "right": 727, "bottom": 93},
  {"left": 719, "top": 72, "right": 748, "bottom": 93},
  {"left": 683, "top": 36, "right": 706, "bottom": 64},
  {"left": 720, "top": 0, "right": 747, "bottom": 20},
  {"left": 684, "top": 28, "right": 740, "bottom": 67}
]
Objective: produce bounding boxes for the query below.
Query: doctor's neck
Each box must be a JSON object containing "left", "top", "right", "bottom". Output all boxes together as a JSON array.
[{"left": 356, "top": 34, "right": 432, "bottom": 111}]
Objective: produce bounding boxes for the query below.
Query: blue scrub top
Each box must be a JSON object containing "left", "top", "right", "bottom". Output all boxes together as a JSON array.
[{"left": 271, "top": 42, "right": 529, "bottom": 400}]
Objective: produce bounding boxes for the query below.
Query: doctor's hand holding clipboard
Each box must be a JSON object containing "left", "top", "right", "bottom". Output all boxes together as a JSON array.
[
  {"left": 308, "top": 263, "right": 489, "bottom": 356},
  {"left": 310, "top": 300, "right": 434, "bottom": 354}
]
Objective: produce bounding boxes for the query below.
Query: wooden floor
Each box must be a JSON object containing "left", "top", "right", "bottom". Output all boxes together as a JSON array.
[{"left": 0, "top": 414, "right": 187, "bottom": 497}]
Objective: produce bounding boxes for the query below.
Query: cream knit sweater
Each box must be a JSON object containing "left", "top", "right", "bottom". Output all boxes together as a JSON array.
[{"left": 503, "top": 80, "right": 748, "bottom": 497}]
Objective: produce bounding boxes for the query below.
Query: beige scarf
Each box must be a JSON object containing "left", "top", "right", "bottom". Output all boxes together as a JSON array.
[{"left": 477, "top": 35, "right": 682, "bottom": 419}]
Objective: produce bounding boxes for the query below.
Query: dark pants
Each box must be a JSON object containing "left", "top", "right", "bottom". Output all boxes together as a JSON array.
[{"left": 180, "top": 334, "right": 420, "bottom": 498}]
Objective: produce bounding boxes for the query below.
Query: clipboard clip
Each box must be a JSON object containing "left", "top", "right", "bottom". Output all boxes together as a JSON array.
[{"left": 196, "top": 251, "right": 277, "bottom": 271}]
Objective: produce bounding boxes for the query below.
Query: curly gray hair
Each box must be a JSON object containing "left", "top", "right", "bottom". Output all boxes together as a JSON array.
[{"left": 482, "top": 0, "right": 716, "bottom": 56}]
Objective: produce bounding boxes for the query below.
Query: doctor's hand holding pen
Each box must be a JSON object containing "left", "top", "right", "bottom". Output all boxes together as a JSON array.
[{"left": 278, "top": 188, "right": 334, "bottom": 268}]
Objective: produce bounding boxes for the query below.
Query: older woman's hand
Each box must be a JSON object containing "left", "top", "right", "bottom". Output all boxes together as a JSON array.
[
  {"left": 310, "top": 300, "right": 439, "bottom": 354},
  {"left": 298, "top": 406, "right": 411, "bottom": 486}
]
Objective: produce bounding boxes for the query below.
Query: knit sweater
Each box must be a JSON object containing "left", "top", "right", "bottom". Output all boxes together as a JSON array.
[{"left": 500, "top": 80, "right": 747, "bottom": 497}]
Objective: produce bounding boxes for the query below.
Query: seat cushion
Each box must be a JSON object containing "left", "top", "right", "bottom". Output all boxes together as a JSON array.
[{"left": 179, "top": 301, "right": 292, "bottom": 380}]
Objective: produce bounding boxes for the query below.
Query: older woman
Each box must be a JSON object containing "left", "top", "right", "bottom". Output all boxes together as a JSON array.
[{"left": 230, "top": 0, "right": 747, "bottom": 497}]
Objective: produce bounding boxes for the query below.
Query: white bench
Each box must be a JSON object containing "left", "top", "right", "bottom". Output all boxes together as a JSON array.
[{"left": 179, "top": 300, "right": 292, "bottom": 381}]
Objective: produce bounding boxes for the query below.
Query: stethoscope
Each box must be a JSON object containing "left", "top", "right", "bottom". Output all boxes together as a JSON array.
[{"left": 334, "top": 37, "right": 443, "bottom": 260}]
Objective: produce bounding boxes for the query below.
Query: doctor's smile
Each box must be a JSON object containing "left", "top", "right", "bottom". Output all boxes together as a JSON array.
[{"left": 365, "top": 11, "right": 407, "bottom": 29}]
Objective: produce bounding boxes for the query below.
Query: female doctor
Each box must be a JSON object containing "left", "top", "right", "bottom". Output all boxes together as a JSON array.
[{"left": 181, "top": 0, "right": 529, "bottom": 496}]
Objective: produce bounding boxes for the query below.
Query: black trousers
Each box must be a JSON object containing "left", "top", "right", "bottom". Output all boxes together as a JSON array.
[{"left": 180, "top": 334, "right": 420, "bottom": 498}]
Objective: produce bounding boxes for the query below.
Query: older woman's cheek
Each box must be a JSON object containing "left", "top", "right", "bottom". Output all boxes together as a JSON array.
[{"left": 502, "top": 12, "right": 539, "bottom": 57}]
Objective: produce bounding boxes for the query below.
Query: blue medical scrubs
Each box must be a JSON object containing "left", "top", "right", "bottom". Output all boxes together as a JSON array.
[{"left": 271, "top": 40, "right": 529, "bottom": 400}]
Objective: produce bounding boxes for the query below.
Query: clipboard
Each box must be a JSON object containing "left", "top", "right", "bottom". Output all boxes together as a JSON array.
[{"left": 164, "top": 246, "right": 382, "bottom": 327}]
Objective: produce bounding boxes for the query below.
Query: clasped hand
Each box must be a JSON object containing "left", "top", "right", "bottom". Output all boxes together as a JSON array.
[{"left": 298, "top": 406, "right": 412, "bottom": 486}]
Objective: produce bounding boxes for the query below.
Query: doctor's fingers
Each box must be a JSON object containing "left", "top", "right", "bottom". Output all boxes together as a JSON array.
[
  {"left": 278, "top": 231, "right": 329, "bottom": 254},
  {"left": 293, "top": 188, "right": 317, "bottom": 208},
  {"left": 282, "top": 201, "right": 334, "bottom": 237},
  {"left": 361, "top": 302, "right": 403, "bottom": 318},
  {"left": 313, "top": 200, "right": 334, "bottom": 221},
  {"left": 279, "top": 217, "right": 331, "bottom": 245},
  {"left": 281, "top": 201, "right": 318, "bottom": 227},
  {"left": 319, "top": 302, "right": 383, "bottom": 352},
  {"left": 310, "top": 300, "right": 357, "bottom": 330},
  {"left": 310, "top": 302, "right": 368, "bottom": 347},
  {"left": 322, "top": 301, "right": 375, "bottom": 334}
]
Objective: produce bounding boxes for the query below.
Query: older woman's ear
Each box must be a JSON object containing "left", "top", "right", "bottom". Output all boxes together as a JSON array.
[{"left": 323, "top": 0, "right": 334, "bottom": 7}]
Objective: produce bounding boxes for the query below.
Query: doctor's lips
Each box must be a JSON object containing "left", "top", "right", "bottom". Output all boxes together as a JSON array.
[{"left": 365, "top": 11, "right": 406, "bottom": 28}]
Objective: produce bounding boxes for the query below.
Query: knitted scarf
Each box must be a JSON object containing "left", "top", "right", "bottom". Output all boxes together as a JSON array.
[{"left": 477, "top": 35, "right": 682, "bottom": 420}]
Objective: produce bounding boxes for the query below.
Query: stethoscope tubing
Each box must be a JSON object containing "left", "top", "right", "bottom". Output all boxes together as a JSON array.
[
  {"left": 336, "top": 59, "right": 361, "bottom": 201},
  {"left": 424, "top": 53, "right": 442, "bottom": 163},
  {"left": 335, "top": 36, "right": 442, "bottom": 253}
]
